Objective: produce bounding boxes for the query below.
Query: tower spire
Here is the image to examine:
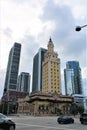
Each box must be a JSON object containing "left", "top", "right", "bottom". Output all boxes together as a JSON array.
[
  {"left": 49, "top": 37, "right": 52, "bottom": 42},
  {"left": 47, "top": 37, "right": 54, "bottom": 52}
]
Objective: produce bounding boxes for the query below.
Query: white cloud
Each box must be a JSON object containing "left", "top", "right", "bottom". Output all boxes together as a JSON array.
[
  {"left": 1, "top": 0, "right": 46, "bottom": 40},
  {"left": 54, "top": 0, "right": 87, "bottom": 20},
  {"left": 72, "top": 5, "right": 86, "bottom": 20}
]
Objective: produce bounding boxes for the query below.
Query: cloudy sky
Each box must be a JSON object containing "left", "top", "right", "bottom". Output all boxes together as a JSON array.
[{"left": 0, "top": 0, "right": 87, "bottom": 98}]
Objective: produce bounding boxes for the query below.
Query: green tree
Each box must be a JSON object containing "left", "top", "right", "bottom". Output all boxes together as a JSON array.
[
  {"left": 71, "top": 103, "right": 84, "bottom": 116},
  {"left": 71, "top": 103, "right": 78, "bottom": 116},
  {"left": 77, "top": 105, "right": 84, "bottom": 114}
]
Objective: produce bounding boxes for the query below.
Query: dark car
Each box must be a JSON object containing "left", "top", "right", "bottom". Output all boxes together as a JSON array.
[
  {"left": 57, "top": 116, "right": 74, "bottom": 124},
  {"left": 0, "top": 113, "right": 16, "bottom": 130},
  {"left": 80, "top": 113, "right": 87, "bottom": 124}
]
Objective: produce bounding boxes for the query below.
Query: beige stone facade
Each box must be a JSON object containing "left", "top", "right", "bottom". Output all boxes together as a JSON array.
[
  {"left": 42, "top": 38, "right": 61, "bottom": 94},
  {"left": 17, "top": 92, "right": 73, "bottom": 116}
]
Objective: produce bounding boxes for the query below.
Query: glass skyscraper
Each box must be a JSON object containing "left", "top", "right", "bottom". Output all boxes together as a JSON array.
[
  {"left": 17, "top": 72, "right": 30, "bottom": 93},
  {"left": 64, "top": 69, "right": 74, "bottom": 95},
  {"left": 4, "top": 42, "right": 21, "bottom": 93},
  {"left": 32, "top": 48, "right": 47, "bottom": 93},
  {"left": 64, "top": 61, "right": 82, "bottom": 95}
]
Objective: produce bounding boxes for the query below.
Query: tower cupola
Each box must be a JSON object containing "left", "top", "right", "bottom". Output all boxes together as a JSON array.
[{"left": 47, "top": 38, "right": 54, "bottom": 52}]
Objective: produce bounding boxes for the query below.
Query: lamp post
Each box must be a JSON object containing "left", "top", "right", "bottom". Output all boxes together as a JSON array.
[
  {"left": 75, "top": 24, "right": 87, "bottom": 31},
  {"left": 75, "top": 24, "right": 87, "bottom": 112}
]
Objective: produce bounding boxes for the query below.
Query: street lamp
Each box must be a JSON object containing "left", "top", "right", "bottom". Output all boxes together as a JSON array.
[
  {"left": 75, "top": 24, "right": 87, "bottom": 112},
  {"left": 75, "top": 24, "right": 87, "bottom": 31}
]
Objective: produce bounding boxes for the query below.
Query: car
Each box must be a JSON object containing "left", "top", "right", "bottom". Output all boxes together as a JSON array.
[
  {"left": 0, "top": 113, "right": 16, "bottom": 130},
  {"left": 57, "top": 115, "right": 74, "bottom": 124},
  {"left": 80, "top": 113, "right": 87, "bottom": 124}
]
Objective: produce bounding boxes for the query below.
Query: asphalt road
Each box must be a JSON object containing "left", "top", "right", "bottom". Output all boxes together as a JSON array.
[{"left": 9, "top": 115, "right": 87, "bottom": 130}]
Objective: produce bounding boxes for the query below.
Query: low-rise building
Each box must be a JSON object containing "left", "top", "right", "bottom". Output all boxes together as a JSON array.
[
  {"left": 2, "top": 90, "right": 28, "bottom": 102},
  {"left": 1, "top": 90, "right": 28, "bottom": 114},
  {"left": 17, "top": 92, "right": 73, "bottom": 116}
]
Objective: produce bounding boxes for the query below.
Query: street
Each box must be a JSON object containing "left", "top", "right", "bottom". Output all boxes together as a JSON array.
[{"left": 9, "top": 115, "right": 87, "bottom": 130}]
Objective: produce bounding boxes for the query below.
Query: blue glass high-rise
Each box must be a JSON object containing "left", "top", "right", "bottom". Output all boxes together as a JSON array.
[{"left": 64, "top": 61, "right": 82, "bottom": 95}]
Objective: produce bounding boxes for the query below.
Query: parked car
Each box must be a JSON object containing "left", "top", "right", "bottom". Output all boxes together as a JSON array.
[
  {"left": 0, "top": 113, "right": 16, "bottom": 130},
  {"left": 57, "top": 115, "right": 74, "bottom": 124},
  {"left": 80, "top": 113, "right": 87, "bottom": 124}
]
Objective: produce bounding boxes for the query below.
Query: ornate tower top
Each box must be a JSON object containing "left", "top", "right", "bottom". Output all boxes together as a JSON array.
[{"left": 47, "top": 38, "right": 54, "bottom": 52}]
